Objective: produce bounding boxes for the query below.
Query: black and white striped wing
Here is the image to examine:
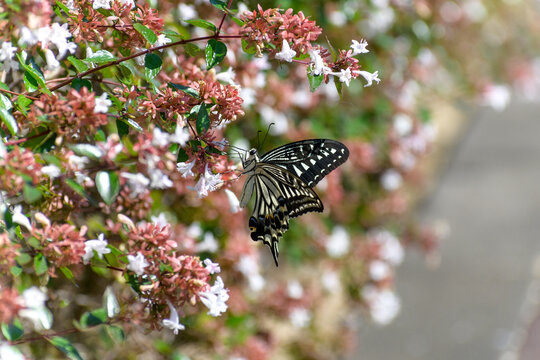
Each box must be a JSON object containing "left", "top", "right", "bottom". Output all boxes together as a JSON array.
[
  {"left": 248, "top": 163, "right": 323, "bottom": 266},
  {"left": 260, "top": 139, "right": 349, "bottom": 187}
]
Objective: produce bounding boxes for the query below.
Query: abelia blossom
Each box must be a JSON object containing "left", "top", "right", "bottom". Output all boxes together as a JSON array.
[
  {"left": 361, "top": 286, "right": 401, "bottom": 325},
  {"left": 83, "top": 233, "right": 111, "bottom": 264},
  {"left": 12, "top": 205, "right": 32, "bottom": 231},
  {"left": 309, "top": 49, "right": 325, "bottom": 75},
  {"left": 289, "top": 307, "right": 311, "bottom": 328},
  {"left": 0, "top": 42, "right": 18, "bottom": 71},
  {"left": 224, "top": 189, "right": 240, "bottom": 213},
  {"left": 350, "top": 39, "right": 369, "bottom": 55},
  {"left": 193, "top": 165, "right": 222, "bottom": 198},
  {"left": 199, "top": 276, "right": 229, "bottom": 317},
  {"left": 203, "top": 259, "right": 221, "bottom": 274},
  {"left": 275, "top": 39, "right": 297, "bottom": 62},
  {"left": 177, "top": 160, "right": 196, "bottom": 178},
  {"left": 162, "top": 301, "right": 185, "bottom": 334},
  {"left": 94, "top": 93, "right": 112, "bottom": 113},
  {"left": 127, "top": 252, "right": 150, "bottom": 275},
  {"left": 41, "top": 164, "right": 62, "bottom": 178},
  {"left": 325, "top": 226, "right": 350, "bottom": 258},
  {"left": 354, "top": 70, "right": 381, "bottom": 87},
  {"left": 169, "top": 126, "right": 190, "bottom": 146},
  {"left": 121, "top": 172, "right": 151, "bottom": 198}
]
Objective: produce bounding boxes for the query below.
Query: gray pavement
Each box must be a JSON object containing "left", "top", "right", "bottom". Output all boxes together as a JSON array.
[{"left": 351, "top": 103, "right": 540, "bottom": 360}]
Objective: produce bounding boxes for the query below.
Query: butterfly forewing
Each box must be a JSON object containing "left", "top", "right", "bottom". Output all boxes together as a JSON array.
[
  {"left": 241, "top": 139, "right": 349, "bottom": 266},
  {"left": 260, "top": 139, "right": 349, "bottom": 187}
]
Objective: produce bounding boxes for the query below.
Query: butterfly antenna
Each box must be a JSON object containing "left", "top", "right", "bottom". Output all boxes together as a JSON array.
[{"left": 258, "top": 123, "right": 274, "bottom": 151}]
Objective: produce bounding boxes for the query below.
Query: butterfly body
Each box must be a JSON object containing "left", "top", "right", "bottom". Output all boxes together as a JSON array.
[{"left": 239, "top": 139, "right": 349, "bottom": 266}]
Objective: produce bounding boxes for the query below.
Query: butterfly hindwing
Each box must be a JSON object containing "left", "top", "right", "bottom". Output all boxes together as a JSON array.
[
  {"left": 249, "top": 164, "right": 322, "bottom": 265},
  {"left": 260, "top": 139, "right": 349, "bottom": 187}
]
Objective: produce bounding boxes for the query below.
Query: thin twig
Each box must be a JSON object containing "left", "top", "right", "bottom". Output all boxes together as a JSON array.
[
  {"left": 47, "top": 34, "right": 243, "bottom": 93},
  {"left": 4, "top": 130, "right": 50, "bottom": 146},
  {"left": 0, "top": 87, "right": 39, "bottom": 100}
]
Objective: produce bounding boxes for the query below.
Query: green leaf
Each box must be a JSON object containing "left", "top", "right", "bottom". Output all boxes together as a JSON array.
[
  {"left": 17, "top": 54, "right": 51, "bottom": 95},
  {"left": 116, "top": 118, "right": 129, "bottom": 137},
  {"left": 144, "top": 53, "right": 162, "bottom": 80},
  {"left": 184, "top": 19, "right": 216, "bottom": 32},
  {"left": 183, "top": 43, "right": 202, "bottom": 57},
  {"left": 177, "top": 148, "right": 188, "bottom": 162},
  {"left": 23, "top": 184, "right": 42, "bottom": 203},
  {"left": 167, "top": 82, "right": 199, "bottom": 98},
  {"left": 10, "top": 265, "right": 22, "bottom": 277},
  {"left": 34, "top": 253, "right": 48, "bottom": 276},
  {"left": 0, "top": 93, "right": 12, "bottom": 110},
  {"left": 85, "top": 50, "right": 116, "bottom": 64},
  {"left": 161, "top": 29, "right": 184, "bottom": 42},
  {"left": 133, "top": 23, "right": 158, "bottom": 45},
  {"left": 68, "top": 56, "right": 89, "bottom": 73},
  {"left": 210, "top": 0, "right": 227, "bottom": 11},
  {"left": 23, "top": 70, "right": 38, "bottom": 92},
  {"left": 124, "top": 118, "right": 143, "bottom": 132},
  {"left": 16, "top": 95, "right": 32, "bottom": 115},
  {"left": 55, "top": 0, "right": 71, "bottom": 15},
  {"left": 195, "top": 104, "right": 210, "bottom": 134},
  {"left": 2, "top": 320, "right": 24, "bottom": 341},
  {"left": 307, "top": 73, "right": 323, "bottom": 92},
  {"left": 59, "top": 266, "right": 74, "bottom": 280},
  {"left": 65, "top": 179, "right": 89, "bottom": 200},
  {"left": 106, "top": 325, "right": 125, "bottom": 343},
  {"left": 80, "top": 308, "right": 108, "bottom": 328},
  {"left": 0, "top": 108, "right": 18, "bottom": 135},
  {"left": 71, "top": 78, "right": 92, "bottom": 91},
  {"left": 95, "top": 171, "right": 120, "bottom": 205},
  {"left": 48, "top": 337, "right": 83, "bottom": 360},
  {"left": 205, "top": 39, "right": 227, "bottom": 70},
  {"left": 16, "top": 252, "right": 31, "bottom": 265},
  {"left": 241, "top": 39, "right": 256, "bottom": 55},
  {"left": 69, "top": 144, "right": 103, "bottom": 159},
  {"left": 103, "top": 287, "right": 120, "bottom": 318}
]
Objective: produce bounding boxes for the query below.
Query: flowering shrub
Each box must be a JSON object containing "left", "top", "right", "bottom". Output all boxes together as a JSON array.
[{"left": 0, "top": 0, "right": 536, "bottom": 358}]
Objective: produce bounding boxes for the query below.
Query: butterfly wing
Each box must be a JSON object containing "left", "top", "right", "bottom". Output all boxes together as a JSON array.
[
  {"left": 248, "top": 163, "right": 323, "bottom": 266},
  {"left": 259, "top": 139, "right": 349, "bottom": 187}
]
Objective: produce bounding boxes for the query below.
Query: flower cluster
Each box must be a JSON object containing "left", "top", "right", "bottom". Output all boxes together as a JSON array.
[
  {"left": 240, "top": 6, "right": 322, "bottom": 56},
  {"left": 26, "top": 88, "right": 109, "bottom": 141}
]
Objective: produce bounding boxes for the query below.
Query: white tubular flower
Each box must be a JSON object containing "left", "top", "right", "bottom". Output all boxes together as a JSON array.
[
  {"left": 121, "top": 172, "right": 150, "bottom": 197},
  {"left": 41, "top": 164, "right": 61, "bottom": 178},
  {"left": 149, "top": 169, "right": 173, "bottom": 189},
  {"left": 82, "top": 233, "right": 111, "bottom": 264},
  {"left": 12, "top": 205, "right": 32, "bottom": 231},
  {"left": 19, "top": 286, "right": 52, "bottom": 330},
  {"left": 325, "top": 226, "right": 350, "bottom": 258},
  {"left": 92, "top": 0, "right": 111, "bottom": 10},
  {"left": 94, "top": 93, "right": 112, "bottom": 114},
  {"left": 127, "top": 252, "right": 150, "bottom": 275},
  {"left": 199, "top": 276, "right": 229, "bottom": 317},
  {"left": 193, "top": 165, "right": 222, "bottom": 198},
  {"left": 196, "top": 232, "right": 218, "bottom": 253},
  {"left": 380, "top": 169, "right": 402, "bottom": 191},
  {"left": 44, "top": 49, "right": 60, "bottom": 70},
  {"left": 289, "top": 308, "right": 311, "bottom": 328},
  {"left": 178, "top": 3, "right": 198, "bottom": 21},
  {"left": 337, "top": 68, "right": 353, "bottom": 87},
  {"left": 350, "top": 39, "right": 369, "bottom": 55},
  {"left": 309, "top": 49, "right": 325, "bottom": 76},
  {"left": 216, "top": 67, "right": 237, "bottom": 84},
  {"left": 177, "top": 160, "right": 196, "bottom": 178},
  {"left": 162, "top": 301, "right": 185, "bottom": 334},
  {"left": 170, "top": 126, "right": 190, "bottom": 146},
  {"left": 275, "top": 39, "right": 296, "bottom": 62},
  {"left": 354, "top": 70, "right": 381, "bottom": 87},
  {"left": 152, "top": 128, "right": 170, "bottom": 147},
  {"left": 224, "top": 189, "right": 240, "bottom": 213},
  {"left": 203, "top": 258, "right": 221, "bottom": 274}
]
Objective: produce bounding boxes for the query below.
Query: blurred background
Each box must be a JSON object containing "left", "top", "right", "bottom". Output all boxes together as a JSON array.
[{"left": 5, "top": 0, "right": 540, "bottom": 358}]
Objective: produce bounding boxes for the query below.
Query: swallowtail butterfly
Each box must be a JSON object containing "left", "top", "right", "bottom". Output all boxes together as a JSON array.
[{"left": 239, "top": 139, "right": 349, "bottom": 266}]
